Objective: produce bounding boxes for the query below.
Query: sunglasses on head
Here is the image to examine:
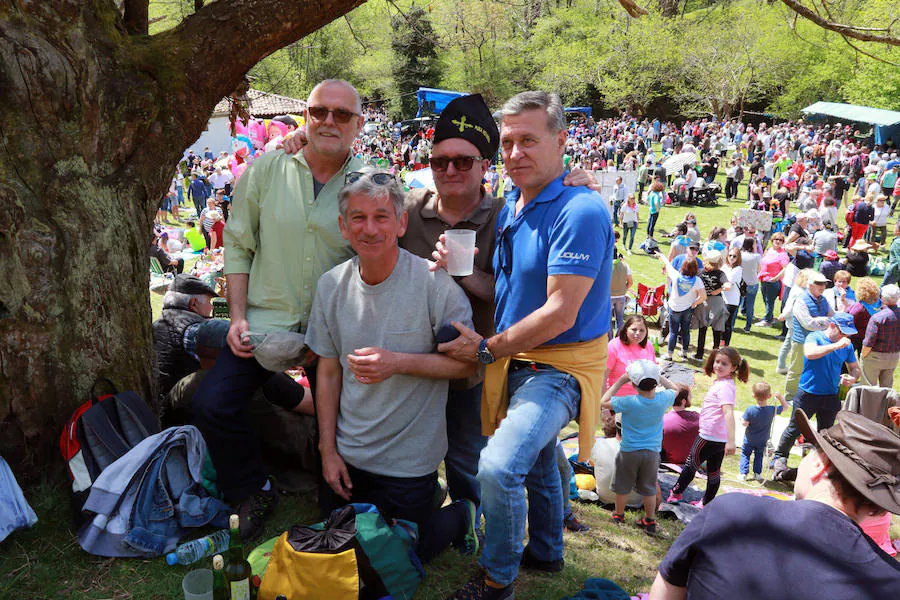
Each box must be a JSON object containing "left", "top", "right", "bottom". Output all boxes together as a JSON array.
[
  {"left": 429, "top": 155, "right": 483, "bottom": 172},
  {"left": 344, "top": 171, "right": 395, "bottom": 186},
  {"left": 307, "top": 106, "right": 359, "bottom": 124}
]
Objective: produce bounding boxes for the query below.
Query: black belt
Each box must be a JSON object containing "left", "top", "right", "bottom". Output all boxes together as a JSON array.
[{"left": 509, "top": 359, "right": 552, "bottom": 372}]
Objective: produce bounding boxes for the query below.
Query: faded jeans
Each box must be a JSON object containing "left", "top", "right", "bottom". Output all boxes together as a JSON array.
[
  {"left": 478, "top": 363, "right": 581, "bottom": 586},
  {"left": 740, "top": 283, "right": 759, "bottom": 329},
  {"left": 668, "top": 307, "right": 694, "bottom": 354},
  {"left": 446, "top": 383, "right": 488, "bottom": 521},
  {"left": 610, "top": 297, "right": 627, "bottom": 337}
]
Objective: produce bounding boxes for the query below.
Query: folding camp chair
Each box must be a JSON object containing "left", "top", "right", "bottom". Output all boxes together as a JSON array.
[{"left": 635, "top": 282, "right": 666, "bottom": 325}]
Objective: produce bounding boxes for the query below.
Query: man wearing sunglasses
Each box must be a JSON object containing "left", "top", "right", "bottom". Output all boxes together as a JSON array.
[
  {"left": 191, "top": 79, "right": 365, "bottom": 541},
  {"left": 445, "top": 92, "right": 613, "bottom": 600},
  {"left": 399, "top": 94, "right": 503, "bottom": 532}
]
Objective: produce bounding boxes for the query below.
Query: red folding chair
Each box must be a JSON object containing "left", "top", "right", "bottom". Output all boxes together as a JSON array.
[{"left": 635, "top": 283, "right": 666, "bottom": 324}]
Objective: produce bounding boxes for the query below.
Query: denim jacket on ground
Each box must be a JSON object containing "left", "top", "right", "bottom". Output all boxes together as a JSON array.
[{"left": 78, "top": 426, "right": 230, "bottom": 557}]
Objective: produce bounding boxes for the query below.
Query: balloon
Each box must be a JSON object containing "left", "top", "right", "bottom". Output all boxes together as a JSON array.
[
  {"left": 232, "top": 118, "right": 248, "bottom": 137},
  {"left": 248, "top": 119, "right": 266, "bottom": 150},
  {"left": 267, "top": 120, "right": 288, "bottom": 141}
]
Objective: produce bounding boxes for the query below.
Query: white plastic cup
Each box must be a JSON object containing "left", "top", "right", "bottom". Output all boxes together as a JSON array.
[
  {"left": 444, "top": 229, "right": 476, "bottom": 277},
  {"left": 182, "top": 569, "right": 213, "bottom": 600}
]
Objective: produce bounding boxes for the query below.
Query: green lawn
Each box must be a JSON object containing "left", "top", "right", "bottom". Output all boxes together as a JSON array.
[{"left": 3, "top": 171, "right": 898, "bottom": 599}]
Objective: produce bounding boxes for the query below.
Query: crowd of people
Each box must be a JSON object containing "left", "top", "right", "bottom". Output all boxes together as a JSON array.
[{"left": 148, "top": 80, "right": 900, "bottom": 600}]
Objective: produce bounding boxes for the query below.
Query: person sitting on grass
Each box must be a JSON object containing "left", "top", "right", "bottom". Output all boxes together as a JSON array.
[
  {"left": 602, "top": 360, "right": 686, "bottom": 535},
  {"left": 739, "top": 382, "right": 789, "bottom": 482},
  {"left": 650, "top": 409, "right": 900, "bottom": 599},
  {"left": 666, "top": 347, "right": 749, "bottom": 506}
]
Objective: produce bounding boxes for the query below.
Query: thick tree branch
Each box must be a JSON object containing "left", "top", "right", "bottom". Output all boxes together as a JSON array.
[
  {"left": 124, "top": 0, "right": 149, "bottom": 35},
  {"left": 780, "top": 0, "right": 900, "bottom": 46}
]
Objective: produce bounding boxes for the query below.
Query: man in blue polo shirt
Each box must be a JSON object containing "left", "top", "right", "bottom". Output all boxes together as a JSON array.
[
  {"left": 442, "top": 91, "right": 612, "bottom": 600},
  {"left": 772, "top": 312, "right": 860, "bottom": 481}
]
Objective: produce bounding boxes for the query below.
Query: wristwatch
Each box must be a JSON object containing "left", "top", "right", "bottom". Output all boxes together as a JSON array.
[{"left": 477, "top": 339, "right": 495, "bottom": 365}]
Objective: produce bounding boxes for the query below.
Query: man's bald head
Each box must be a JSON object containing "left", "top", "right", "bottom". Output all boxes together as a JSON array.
[{"left": 308, "top": 79, "right": 362, "bottom": 114}]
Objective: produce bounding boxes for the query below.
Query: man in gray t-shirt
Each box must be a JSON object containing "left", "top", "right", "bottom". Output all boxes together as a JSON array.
[{"left": 305, "top": 168, "right": 479, "bottom": 562}]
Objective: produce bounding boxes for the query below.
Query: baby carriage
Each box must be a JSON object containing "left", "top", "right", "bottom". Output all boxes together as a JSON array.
[{"left": 689, "top": 179, "right": 721, "bottom": 206}]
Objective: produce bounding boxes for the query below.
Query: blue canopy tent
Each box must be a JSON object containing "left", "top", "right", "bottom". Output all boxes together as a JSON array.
[
  {"left": 416, "top": 88, "right": 466, "bottom": 117},
  {"left": 565, "top": 106, "right": 593, "bottom": 118},
  {"left": 801, "top": 102, "right": 900, "bottom": 146}
]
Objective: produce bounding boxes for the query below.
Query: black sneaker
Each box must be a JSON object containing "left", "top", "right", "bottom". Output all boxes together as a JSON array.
[
  {"left": 564, "top": 513, "right": 590, "bottom": 533},
  {"left": 520, "top": 546, "right": 564, "bottom": 573},
  {"left": 234, "top": 482, "right": 278, "bottom": 541},
  {"left": 445, "top": 570, "right": 514, "bottom": 600},
  {"left": 636, "top": 516, "right": 657, "bottom": 534}
]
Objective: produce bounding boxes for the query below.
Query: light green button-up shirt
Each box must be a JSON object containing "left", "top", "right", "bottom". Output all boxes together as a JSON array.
[{"left": 224, "top": 149, "right": 363, "bottom": 333}]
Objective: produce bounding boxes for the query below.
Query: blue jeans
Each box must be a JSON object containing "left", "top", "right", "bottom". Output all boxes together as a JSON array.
[
  {"left": 610, "top": 297, "right": 626, "bottom": 338},
  {"left": 740, "top": 439, "right": 766, "bottom": 476},
  {"left": 668, "top": 307, "right": 694, "bottom": 354},
  {"left": 647, "top": 211, "right": 659, "bottom": 237},
  {"left": 760, "top": 281, "right": 781, "bottom": 322},
  {"left": 478, "top": 364, "right": 581, "bottom": 586},
  {"left": 740, "top": 283, "right": 759, "bottom": 330},
  {"left": 622, "top": 222, "right": 637, "bottom": 250},
  {"left": 446, "top": 383, "right": 488, "bottom": 520},
  {"left": 774, "top": 390, "right": 840, "bottom": 462},
  {"left": 555, "top": 441, "right": 574, "bottom": 521},
  {"left": 612, "top": 201, "right": 623, "bottom": 226}
]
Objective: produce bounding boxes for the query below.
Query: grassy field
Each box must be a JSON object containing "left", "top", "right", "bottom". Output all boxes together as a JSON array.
[{"left": 2, "top": 171, "right": 898, "bottom": 599}]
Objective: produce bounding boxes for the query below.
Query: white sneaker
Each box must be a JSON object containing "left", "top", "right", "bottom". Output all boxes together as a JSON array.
[
  {"left": 742, "top": 473, "right": 753, "bottom": 481},
  {"left": 755, "top": 474, "right": 764, "bottom": 483},
  {"left": 776, "top": 368, "right": 788, "bottom": 375}
]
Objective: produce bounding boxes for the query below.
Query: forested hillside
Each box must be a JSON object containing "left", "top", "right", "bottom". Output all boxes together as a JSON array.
[{"left": 153, "top": 0, "right": 900, "bottom": 119}]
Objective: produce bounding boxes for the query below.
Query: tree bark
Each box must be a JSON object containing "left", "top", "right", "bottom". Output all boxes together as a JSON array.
[{"left": 0, "top": 0, "right": 364, "bottom": 480}]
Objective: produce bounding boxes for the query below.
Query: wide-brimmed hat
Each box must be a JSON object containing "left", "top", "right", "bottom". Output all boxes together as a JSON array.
[
  {"left": 851, "top": 240, "right": 875, "bottom": 253},
  {"left": 795, "top": 409, "right": 900, "bottom": 514},
  {"left": 169, "top": 274, "right": 218, "bottom": 297}
]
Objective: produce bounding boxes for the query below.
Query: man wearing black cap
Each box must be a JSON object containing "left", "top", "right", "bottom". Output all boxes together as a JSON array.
[
  {"left": 399, "top": 94, "right": 503, "bottom": 526},
  {"left": 152, "top": 275, "right": 227, "bottom": 406},
  {"left": 650, "top": 409, "right": 900, "bottom": 599}
]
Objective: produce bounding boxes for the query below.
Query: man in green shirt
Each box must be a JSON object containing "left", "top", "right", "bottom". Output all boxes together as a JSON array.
[{"left": 192, "top": 79, "right": 365, "bottom": 540}]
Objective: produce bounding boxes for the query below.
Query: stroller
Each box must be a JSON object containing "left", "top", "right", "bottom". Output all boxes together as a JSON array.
[{"left": 688, "top": 179, "right": 721, "bottom": 206}]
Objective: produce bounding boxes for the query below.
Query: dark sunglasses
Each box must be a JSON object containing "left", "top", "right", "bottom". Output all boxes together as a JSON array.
[
  {"left": 344, "top": 171, "right": 395, "bottom": 186},
  {"left": 429, "top": 155, "right": 483, "bottom": 172},
  {"left": 497, "top": 226, "right": 513, "bottom": 275},
  {"left": 307, "top": 106, "right": 359, "bottom": 124}
]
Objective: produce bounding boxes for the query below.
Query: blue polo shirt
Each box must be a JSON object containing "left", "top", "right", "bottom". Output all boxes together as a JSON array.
[
  {"left": 494, "top": 176, "right": 613, "bottom": 344},
  {"left": 799, "top": 330, "right": 856, "bottom": 395}
]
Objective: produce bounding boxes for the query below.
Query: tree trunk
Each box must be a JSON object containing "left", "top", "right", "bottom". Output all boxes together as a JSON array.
[{"left": 0, "top": 0, "right": 364, "bottom": 481}]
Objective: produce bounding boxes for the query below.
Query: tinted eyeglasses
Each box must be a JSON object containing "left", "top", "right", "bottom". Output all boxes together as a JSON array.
[
  {"left": 429, "top": 155, "right": 483, "bottom": 172},
  {"left": 497, "top": 226, "right": 513, "bottom": 275},
  {"left": 344, "top": 171, "right": 395, "bottom": 186},
  {"left": 307, "top": 106, "right": 359, "bottom": 124}
]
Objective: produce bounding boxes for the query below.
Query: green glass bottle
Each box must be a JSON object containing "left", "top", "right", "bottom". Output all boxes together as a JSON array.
[
  {"left": 212, "top": 554, "right": 228, "bottom": 600},
  {"left": 224, "top": 514, "right": 252, "bottom": 600}
]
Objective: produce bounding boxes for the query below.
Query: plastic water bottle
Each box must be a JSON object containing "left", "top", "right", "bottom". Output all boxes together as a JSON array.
[{"left": 165, "top": 529, "right": 230, "bottom": 565}]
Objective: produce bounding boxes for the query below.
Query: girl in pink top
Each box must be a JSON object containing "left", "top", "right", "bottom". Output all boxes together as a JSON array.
[
  {"left": 605, "top": 315, "right": 656, "bottom": 397},
  {"left": 667, "top": 347, "right": 749, "bottom": 506},
  {"left": 757, "top": 232, "right": 789, "bottom": 325}
]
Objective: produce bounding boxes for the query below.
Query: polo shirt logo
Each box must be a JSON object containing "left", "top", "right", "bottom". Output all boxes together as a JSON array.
[{"left": 559, "top": 251, "right": 590, "bottom": 260}]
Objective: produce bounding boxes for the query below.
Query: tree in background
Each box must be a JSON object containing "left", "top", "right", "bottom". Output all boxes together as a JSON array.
[
  {"left": 0, "top": 0, "right": 365, "bottom": 479},
  {"left": 391, "top": 5, "right": 442, "bottom": 117}
]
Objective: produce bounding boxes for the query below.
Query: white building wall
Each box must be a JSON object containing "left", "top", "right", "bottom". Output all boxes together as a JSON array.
[{"left": 184, "top": 116, "right": 232, "bottom": 159}]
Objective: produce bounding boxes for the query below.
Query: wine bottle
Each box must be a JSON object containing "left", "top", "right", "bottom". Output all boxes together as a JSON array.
[
  {"left": 212, "top": 554, "right": 228, "bottom": 600},
  {"left": 224, "top": 514, "right": 252, "bottom": 600}
]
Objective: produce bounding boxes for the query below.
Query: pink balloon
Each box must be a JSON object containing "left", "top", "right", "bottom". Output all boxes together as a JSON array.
[{"left": 248, "top": 119, "right": 266, "bottom": 149}]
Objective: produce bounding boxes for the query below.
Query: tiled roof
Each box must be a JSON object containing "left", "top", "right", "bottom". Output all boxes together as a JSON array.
[{"left": 211, "top": 88, "right": 307, "bottom": 118}]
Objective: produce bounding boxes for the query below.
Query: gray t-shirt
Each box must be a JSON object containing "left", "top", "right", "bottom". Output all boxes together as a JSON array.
[
  {"left": 812, "top": 229, "right": 838, "bottom": 255},
  {"left": 305, "top": 248, "right": 473, "bottom": 477}
]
